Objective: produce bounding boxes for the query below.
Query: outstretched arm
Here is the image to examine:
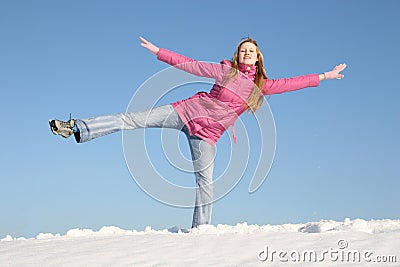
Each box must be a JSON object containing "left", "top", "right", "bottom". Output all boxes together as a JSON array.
[
  {"left": 139, "top": 36, "right": 225, "bottom": 80},
  {"left": 262, "top": 64, "right": 347, "bottom": 95},
  {"left": 319, "top": 63, "right": 347, "bottom": 80}
]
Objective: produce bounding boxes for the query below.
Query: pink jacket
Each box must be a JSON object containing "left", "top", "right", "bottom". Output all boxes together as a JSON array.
[{"left": 157, "top": 48, "right": 320, "bottom": 146}]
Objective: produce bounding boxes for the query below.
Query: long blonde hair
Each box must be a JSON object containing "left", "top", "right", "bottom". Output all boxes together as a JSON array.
[{"left": 225, "top": 38, "right": 268, "bottom": 113}]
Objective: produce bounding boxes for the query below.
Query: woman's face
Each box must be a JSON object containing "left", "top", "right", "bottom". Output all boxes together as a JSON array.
[{"left": 238, "top": 42, "right": 258, "bottom": 65}]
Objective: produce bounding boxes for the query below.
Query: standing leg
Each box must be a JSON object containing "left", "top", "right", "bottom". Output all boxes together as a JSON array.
[
  {"left": 183, "top": 128, "right": 216, "bottom": 228},
  {"left": 73, "top": 105, "right": 183, "bottom": 143}
]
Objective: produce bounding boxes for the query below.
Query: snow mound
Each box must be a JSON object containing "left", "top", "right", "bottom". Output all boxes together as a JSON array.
[
  {"left": 1, "top": 218, "right": 399, "bottom": 242},
  {"left": 65, "top": 226, "right": 137, "bottom": 238},
  {"left": 299, "top": 218, "right": 400, "bottom": 233}
]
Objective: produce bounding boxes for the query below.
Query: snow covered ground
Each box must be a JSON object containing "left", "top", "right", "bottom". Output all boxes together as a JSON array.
[{"left": 1, "top": 218, "right": 399, "bottom": 266}]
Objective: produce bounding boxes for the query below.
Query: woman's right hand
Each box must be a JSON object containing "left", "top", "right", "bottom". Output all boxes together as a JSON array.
[{"left": 140, "top": 37, "right": 160, "bottom": 55}]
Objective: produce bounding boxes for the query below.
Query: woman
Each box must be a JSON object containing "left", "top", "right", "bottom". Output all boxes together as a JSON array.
[{"left": 49, "top": 37, "right": 346, "bottom": 228}]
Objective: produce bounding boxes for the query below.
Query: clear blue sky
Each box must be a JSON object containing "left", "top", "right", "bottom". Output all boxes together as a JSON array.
[{"left": 1, "top": 0, "right": 399, "bottom": 238}]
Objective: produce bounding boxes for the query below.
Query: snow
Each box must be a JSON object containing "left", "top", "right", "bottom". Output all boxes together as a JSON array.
[{"left": 1, "top": 218, "right": 399, "bottom": 266}]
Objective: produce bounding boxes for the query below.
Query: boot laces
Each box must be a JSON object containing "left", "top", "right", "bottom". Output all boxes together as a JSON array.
[
  {"left": 56, "top": 113, "right": 74, "bottom": 130},
  {"left": 59, "top": 120, "right": 74, "bottom": 130}
]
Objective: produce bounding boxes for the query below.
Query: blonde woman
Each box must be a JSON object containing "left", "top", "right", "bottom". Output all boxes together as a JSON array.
[{"left": 50, "top": 37, "right": 346, "bottom": 228}]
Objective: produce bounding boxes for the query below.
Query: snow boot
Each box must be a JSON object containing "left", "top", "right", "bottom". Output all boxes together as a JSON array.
[{"left": 49, "top": 114, "right": 75, "bottom": 138}]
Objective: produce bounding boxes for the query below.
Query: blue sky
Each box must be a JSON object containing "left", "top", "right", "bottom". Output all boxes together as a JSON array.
[{"left": 1, "top": 0, "right": 399, "bottom": 238}]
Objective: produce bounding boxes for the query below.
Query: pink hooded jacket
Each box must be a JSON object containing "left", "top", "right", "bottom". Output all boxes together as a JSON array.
[{"left": 157, "top": 48, "right": 320, "bottom": 146}]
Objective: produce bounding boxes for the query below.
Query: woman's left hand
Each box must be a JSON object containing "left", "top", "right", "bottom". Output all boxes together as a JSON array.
[
  {"left": 140, "top": 37, "right": 160, "bottom": 55},
  {"left": 324, "top": 63, "right": 347, "bottom": 80}
]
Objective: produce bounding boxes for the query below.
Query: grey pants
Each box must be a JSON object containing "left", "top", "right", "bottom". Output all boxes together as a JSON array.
[{"left": 74, "top": 104, "right": 215, "bottom": 228}]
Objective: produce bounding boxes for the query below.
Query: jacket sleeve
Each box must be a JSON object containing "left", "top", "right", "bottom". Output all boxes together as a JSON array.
[
  {"left": 157, "top": 48, "right": 226, "bottom": 80},
  {"left": 262, "top": 74, "right": 320, "bottom": 95}
]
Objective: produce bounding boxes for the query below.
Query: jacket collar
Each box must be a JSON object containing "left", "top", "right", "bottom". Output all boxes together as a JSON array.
[{"left": 238, "top": 63, "right": 257, "bottom": 80}]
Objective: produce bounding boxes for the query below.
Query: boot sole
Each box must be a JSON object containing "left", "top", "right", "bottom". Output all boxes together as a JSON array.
[{"left": 49, "top": 120, "right": 58, "bottom": 130}]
